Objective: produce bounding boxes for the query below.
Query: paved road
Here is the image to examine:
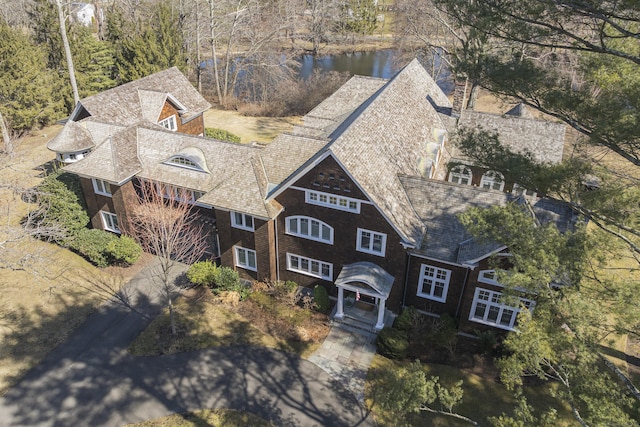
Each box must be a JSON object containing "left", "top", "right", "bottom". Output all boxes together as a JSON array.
[{"left": 0, "top": 259, "right": 372, "bottom": 426}]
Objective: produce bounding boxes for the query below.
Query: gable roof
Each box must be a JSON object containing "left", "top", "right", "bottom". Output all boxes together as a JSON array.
[
  {"left": 266, "top": 59, "right": 451, "bottom": 247},
  {"left": 400, "top": 176, "right": 510, "bottom": 264},
  {"left": 71, "top": 67, "right": 211, "bottom": 126}
]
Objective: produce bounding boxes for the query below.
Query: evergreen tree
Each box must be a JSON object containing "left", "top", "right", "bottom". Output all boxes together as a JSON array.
[
  {"left": 109, "top": 2, "right": 186, "bottom": 83},
  {"left": 0, "top": 20, "right": 64, "bottom": 134},
  {"left": 69, "top": 25, "right": 117, "bottom": 98}
]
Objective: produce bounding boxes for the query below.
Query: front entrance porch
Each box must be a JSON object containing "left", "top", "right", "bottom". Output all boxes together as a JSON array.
[{"left": 333, "top": 262, "right": 395, "bottom": 332}]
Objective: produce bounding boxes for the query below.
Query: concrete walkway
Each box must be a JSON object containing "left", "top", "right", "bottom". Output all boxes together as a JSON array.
[
  {"left": 308, "top": 325, "right": 377, "bottom": 405},
  {"left": 0, "top": 258, "right": 372, "bottom": 427}
]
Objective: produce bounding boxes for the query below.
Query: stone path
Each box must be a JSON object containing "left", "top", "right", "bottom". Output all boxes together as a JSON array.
[{"left": 308, "top": 325, "right": 377, "bottom": 405}]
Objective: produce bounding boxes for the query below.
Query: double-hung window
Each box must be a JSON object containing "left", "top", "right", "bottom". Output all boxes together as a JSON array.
[
  {"left": 231, "top": 211, "right": 254, "bottom": 231},
  {"left": 356, "top": 228, "right": 386, "bottom": 256},
  {"left": 449, "top": 165, "right": 472, "bottom": 185},
  {"left": 92, "top": 178, "right": 112, "bottom": 196},
  {"left": 469, "top": 288, "right": 534, "bottom": 331},
  {"left": 100, "top": 211, "right": 120, "bottom": 233},
  {"left": 480, "top": 171, "right": 505, "bottom": 191},
  {"left": 417, "top": 264, "right": 450, "bottom": 302},
  {"left": 234, "top": 246, "right": 257, "bottom": 271},
  {"left": 286, "top": 253, "right": 332, "bottom": 280},
  {"left": 286, "top": 216, "right": 333, "bottom": 244}
]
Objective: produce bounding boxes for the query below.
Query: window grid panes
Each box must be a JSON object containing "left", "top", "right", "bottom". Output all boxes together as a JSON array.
[
  {"left": 231, "top": 211, "right": 254, "bottom": 231},
  {"left": 93, "top": 178, "right": 112, "bottom": 196},
  {"left": 480, "top": 171, "right": 505, "bottom": 191},
  {"left": 417, "top": 264, "right": 451, "bottom": 302},
  {"left": 286, "top": 253, "right": 332, "bottom": 280},
  {"left": 449, "top": 165, "right": 472, "bottom": 185},
  {"left": 158, "top": 115, "right": 177, "bottom": 131},
  {"left": 305, "top": 190, "right": 360, "bottom": 213},
  {"left": 356, "top": 228, "right": 386, "bottom": 256},
  {"left": 234, "top": 246, "right": 257, "bottom": 271},
  {"left": 469, "top": 288, "right": 533, "bottom": 331},
  {"left": 286, "top": 216, "right": 333, "bottom": 244},
  {"left": 100, "top": 211, "right": 120, "bottom": 233}
]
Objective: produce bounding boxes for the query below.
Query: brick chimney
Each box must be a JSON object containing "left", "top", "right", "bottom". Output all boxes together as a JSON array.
[{"left": 451, "top": 78, "right": 468, "bottom": 118}]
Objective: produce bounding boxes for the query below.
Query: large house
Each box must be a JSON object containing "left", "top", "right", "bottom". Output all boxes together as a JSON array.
[{"left": 49, "top": 60, "right": 574, "bottom": 333}]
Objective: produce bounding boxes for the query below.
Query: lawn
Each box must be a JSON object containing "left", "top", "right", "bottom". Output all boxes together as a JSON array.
[
  {"left": 129, "top": 286, "right": 330, "bottom": 359},
  {"left": 0, "top": 127, "right": 151, "bottom": 395},
  {"left": 202, "top": 109, "right": 300, "bottom": 144}
]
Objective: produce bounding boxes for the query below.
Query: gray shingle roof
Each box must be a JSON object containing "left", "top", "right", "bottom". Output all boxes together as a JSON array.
[
  {"left": 74, "top": 67, "right": 211, "bottom": 126},
  {"left": 452, "top": 110, "right": 566, "bottom": 164},
  {"left": 46, "top": 120, "right": 96, "bottom": 152},
  {"left": 260, "top": 133, "right": 329, "bottom": 186},
  {"left": 400, "top": 176, "right": 510, "bottom": 264},
  {"left": 326, "top": 59, "right": 450, "bottom": 246}
]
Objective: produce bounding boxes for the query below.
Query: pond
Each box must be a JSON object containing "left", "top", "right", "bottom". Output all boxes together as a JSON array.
[{"left": 297, "top": 49, "right": 400, "bottom": 79}]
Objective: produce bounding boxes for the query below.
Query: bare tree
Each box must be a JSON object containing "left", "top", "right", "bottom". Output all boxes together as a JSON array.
[
  {"left": 54, "top": 0, "right": 79, "bottom": 105},
  {"left": 126, "top": 180, "right": 209, "bottom": 335}
]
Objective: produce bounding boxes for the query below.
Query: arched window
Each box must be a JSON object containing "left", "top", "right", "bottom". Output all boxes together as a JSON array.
[
  {"left": 449, "top": 165, "right": 473, "bottom": 185},
  {"left": 286, "top": 216, "right": 334, "bottom": 244},
  {"left": 480, "top": 171, "right": 505, "bottom": 191}
]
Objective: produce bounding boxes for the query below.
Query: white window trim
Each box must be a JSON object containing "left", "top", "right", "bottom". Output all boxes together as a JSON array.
[
  {"left": 92, "top": 178, "right": 112, "bottom": 196},
  {"left": 285, "top": 216, "right": 334, "bottom": 244},
  {"left": 305, "top": 190, "right": 361, "bottom": 213},
  {"left": 356, "top": 228, "right": 387, "bottom": 257},
  {"left": 157, "top": 183, "right": 202, "bottom": 205},
  {"left": 158, "top": 115, "right": 177, "bottom": 131},
  {"left": 234, "top": 246, "right": 257, "bottom": 271},
  {"left": 417, "top": 264, "right": 451, "bottom": 302},
  {"left": 100, "top": 211, "right": 120, "bottom": 234},
  {"left": 480, "top": 171, "right": 505, "bottom": 191},
  {"left": 469, "top": 287, "right": 534, "bottom": 331},
  {"left": 449, "top": 165, "right": 473, "bottom": 185},
  {"left": 231, "top": 211, "right": 254, "bottom": 231},
  {"left": 286, "top": 253, "right": 333, "bottom": 280},
  {"left": 165, "top": 156, "right": 205, "bottom": 172},
  {"left": 478, "top": 270, "right": 501, "bottom": 286}
]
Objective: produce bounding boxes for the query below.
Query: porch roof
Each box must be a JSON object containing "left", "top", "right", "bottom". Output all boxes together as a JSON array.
[{"left": 335, "top": 262, "right": 394, "bottom": 298}]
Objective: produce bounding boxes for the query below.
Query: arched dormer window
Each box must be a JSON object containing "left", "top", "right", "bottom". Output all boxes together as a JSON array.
[
  {"left": 164, "top": 147, "right": 210, "bottom": 173},
  {"left": 480, "top": 171, "right": 505, "bottom": 191},
  {"left": 286, "top": 216, "right": 334, "bottom": 244},
  {"left": 449, "top": 165, "right": 472, "bottom": 185}
]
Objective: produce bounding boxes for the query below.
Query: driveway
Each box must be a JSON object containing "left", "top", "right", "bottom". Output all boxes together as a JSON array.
[{"left": 0, "top": 259, "right": 372, "bottom": 426}]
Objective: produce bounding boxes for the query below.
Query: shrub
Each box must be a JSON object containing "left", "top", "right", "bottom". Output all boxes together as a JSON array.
[
  {"left": 70, "top": 228, "right": 117, "bottom": 267},
  {"left": 186, "top": 260, "right": 218, "bottom": 287},
  {"left": 211, "top": 266, "right": 250, "bottom": 300},
  {"left": 105, "top": 236, "right": 142, "bottom": 265},
  {"left": 394, "top": 306, "right": 417, "bottom": 332},
  {"left": 313, "top": 285, "right": 330, "bottom": 313},
  {"left": 376, "top": 327, "right": 409, "bottom": 360},
  {"left": 32, "top": 171, "right": 89, "bottom": 244},
  {"left": 204, "top": 128, "right": 241, "bottom": 143}
]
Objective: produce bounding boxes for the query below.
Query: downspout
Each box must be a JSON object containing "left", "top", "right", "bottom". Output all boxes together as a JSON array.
[
  {"left": 402, "top": 252, "right": 411, "bottom": 311},
  {"left": 274, "top": 215, "right": 280, "bottom": 281},
  {"left": 455, "top": 267, "right": 471, "bottom": 319}
]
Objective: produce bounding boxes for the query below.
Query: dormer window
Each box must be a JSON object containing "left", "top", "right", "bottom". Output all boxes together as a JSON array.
[
  {"left": 158, "top": 115, "right": 177, "bottom": 131},
  {"left": 449, "top": 165, "right": 472, "bottom": 185},
  {"left": 164, "top": 147, "right": 209, "bottom": 173},
  {"left": 480, "top": 171, "right": 505, "bottom": 191},
  {"left": 169, "top": 156, "right": 198, "bottom": 168}
]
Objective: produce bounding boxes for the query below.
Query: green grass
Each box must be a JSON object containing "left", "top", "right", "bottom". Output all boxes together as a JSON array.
[
  {"left": 125, "top": 408, "right": 272, "bottom": 426},
  {"left": 366, "top": 355, "right": 576, "bottom": 427}
]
